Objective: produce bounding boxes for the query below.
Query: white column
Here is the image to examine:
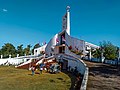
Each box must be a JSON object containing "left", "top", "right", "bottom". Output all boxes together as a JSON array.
[
  {"left": 66, "top": 6, "right": 70, "bottom": 35},
  {"left": 101, "top": 48, "right": 105, "bottom": 63},
  {"left": 118, "top": 49, "right": 120, "bottom": 60},
  {"left": 101, "top": 52, "right": 104, "bottom": 63},
  {"left": 89, "top": 49, "right": 91, "bottom": 60}
]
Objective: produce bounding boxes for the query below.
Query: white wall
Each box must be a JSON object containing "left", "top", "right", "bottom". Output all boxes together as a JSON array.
[
  {"left": 65, "top": 32, "right": 85, "bottom": 53},
  {"left": 61, "top": 54, "right": 86, "bottom": 75},
  {"left": 45, "top": 34, "right": 58, "bottom": 56},
  {"left": 85, "top": 42, "right": 99, "bottom": 49},
  {"left": 34, "top": 44, "right": 47, "bottom": 56},
  {"left": 0, "top": 58, "right": 23, "bottom": 65},
  {"left": 0, "top": 59, "right": 8, "bottom": 65},
  {"left": 65, "top": 46, "right": 81, "bottom": 58}
]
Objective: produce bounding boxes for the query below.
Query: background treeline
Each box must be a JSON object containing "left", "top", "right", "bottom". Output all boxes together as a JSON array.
[
  {"left": 0, "top": 43, "right": 40, "bottom": 58},
  {"left": 91, "top": 41, "right": 119, "bottom": 60},
  {"left": 0, "top": 41, "right": 119, "bottom": 60}
]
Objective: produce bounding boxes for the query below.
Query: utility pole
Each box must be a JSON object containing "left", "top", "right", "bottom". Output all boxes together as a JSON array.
[
  {"left": 118, "top": 48, "right": 120, "bottom": 61},
  {"left": 101, "top": 47, "right": 105, "bottom": 63},
  {"left": 117, "top": 47, "right": 120, "bottom": 68}
]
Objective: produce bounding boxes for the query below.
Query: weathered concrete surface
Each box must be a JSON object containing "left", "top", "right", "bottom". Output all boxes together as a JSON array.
[{"left": 84, "top": 60, "right": 120, "bottom": 90}]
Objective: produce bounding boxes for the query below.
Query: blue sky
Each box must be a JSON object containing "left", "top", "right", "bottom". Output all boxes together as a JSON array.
[{"left": 0, "top": 0, "right": 120, "bottom": 48}]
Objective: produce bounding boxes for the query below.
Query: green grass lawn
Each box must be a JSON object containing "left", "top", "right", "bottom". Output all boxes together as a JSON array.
[{"left": 0, "top": 66, "right": 71, "bottom": 90}]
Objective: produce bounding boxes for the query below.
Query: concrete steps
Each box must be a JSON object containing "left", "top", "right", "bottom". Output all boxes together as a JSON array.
[{"left": 17, "top": 59, "right": 39, "bottom": 69}]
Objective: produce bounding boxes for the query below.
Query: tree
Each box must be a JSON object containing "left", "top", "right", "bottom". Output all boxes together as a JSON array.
[
  {"left": 17, "top": 44, "right": 24, "bottom": 56},
  {"left": 33, "top": 43, "right": 41, "bottom": 49},
  {"left": 1, "top": 43, "right": 16, "bottom": 58},
  {"left": 24, "top": 44, "right": 32, "bottom": 55},
  {"left": 91, "top": 48, "right": 101, "bottom": 58},
  {"left": 100, "top": 41, "right": 118, "bottom": 60},
  {"left": 0, "top": 49, "right": 1, "bottom": 55}
]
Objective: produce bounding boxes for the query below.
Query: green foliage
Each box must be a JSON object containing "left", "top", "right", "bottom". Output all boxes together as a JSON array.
[
  {"left": 1, "top": 43, "right": 16, "bottom": 58},
  {"left": 71, "top": 50, "right": 83, "bottom": 56},
  {"left": 91, "top": 48, "right": 101, "bottom": 58},
  {"left": 92, "top": 41, "right": 118, "bottom": 60},
  {"left": 24, "top": 44, "right": 32, "bottom": 55},
  {"left": 33, "top": 43, "right": 41, "bottom": 49},
  {"left": 100, "top": 41, "right": 118, "bottom": 60},
  {"left": 76, "top": 50, "right": 83, "bottom": 55},
  {"left": 0, "top": 49, "right": 1, "bottom": 55},
  {"left": 0, "top": 66, "right": 71, "bottom": 90},
  {"left": 0, "top": 43, "right": 40, "bottom": 57},
  {"left": 17, "top": 44, "right": 24, "bottom": 56}
]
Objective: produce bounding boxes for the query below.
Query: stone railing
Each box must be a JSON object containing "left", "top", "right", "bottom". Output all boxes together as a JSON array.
[
  {"left": 64, "top": 54, "right": 89, "bottom": 90},
  {"left": 80, "top": 67, "right": 89, "bottom": 90},
  {"left": 56, "top": 53, "right": 89, "bottom": 90},
  {"left": 0, "top": 58, "right": 23, "bottom": 65}
]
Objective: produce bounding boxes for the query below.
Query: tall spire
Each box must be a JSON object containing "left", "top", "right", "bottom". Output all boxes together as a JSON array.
[
  {"left": 66, "top": 6, "right": 70, "bottom": 35},
  {"left": 62, "top": 6, "right": 70, "bottom": 35}
]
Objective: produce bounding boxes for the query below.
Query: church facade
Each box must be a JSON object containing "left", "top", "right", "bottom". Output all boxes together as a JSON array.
[{"left": 34, "top": 6, "right": 99, "bottom": 59}]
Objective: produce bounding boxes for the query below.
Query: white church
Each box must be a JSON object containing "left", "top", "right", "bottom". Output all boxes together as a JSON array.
[
  {"left": 34, "top": 6, "right": 99, "bottom": 60},
  {"left": 0, "top": 6, "right": 99, "bottom": 70},
  {"left": 0, "top": 6, "right": 100, "bottom": 89}
]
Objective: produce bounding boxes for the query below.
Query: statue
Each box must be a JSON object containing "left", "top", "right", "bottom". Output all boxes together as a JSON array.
[{"left": 9, "top": 54, "right": 11, "bottom": 58}]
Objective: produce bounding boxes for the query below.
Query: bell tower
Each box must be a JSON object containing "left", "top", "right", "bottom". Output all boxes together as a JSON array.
[{"left": 62, "top": 6, "right": 70, "bottom": 35}]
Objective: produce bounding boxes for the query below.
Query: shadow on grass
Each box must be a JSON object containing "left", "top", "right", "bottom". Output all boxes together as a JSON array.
[
  {"left": 61, "top": 70, "right": 77, "bottom": 90},
  {"left": 27, "top": 70, "right": 82, "bottom": 90},
  {"left": 57, "top": 77, "right": 63, "bottom": 80},
  {"left": 28, "top": 72, "right": 40, "bottom": 76},
  {"left": 49, "top": 79, "right": 55, "bottom": 83},
  {"left": 59, "top": 70, "right": 82, "bottom": 90}
]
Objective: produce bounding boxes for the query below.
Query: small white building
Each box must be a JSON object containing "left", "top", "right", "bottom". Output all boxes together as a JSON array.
[{"left": 34, "top": 44, "right": 47, "bottom": 56}]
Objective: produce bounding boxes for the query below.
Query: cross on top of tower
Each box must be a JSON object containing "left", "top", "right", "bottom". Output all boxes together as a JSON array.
[{"left": 67, "top": 6, "right": 70, "bottom": 12}]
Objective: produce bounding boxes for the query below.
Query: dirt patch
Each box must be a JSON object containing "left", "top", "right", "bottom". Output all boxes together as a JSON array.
[{"left": 83, "top": 60, "right": 120, "bottom": 90}]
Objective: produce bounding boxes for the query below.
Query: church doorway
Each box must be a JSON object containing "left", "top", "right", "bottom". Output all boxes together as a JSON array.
[{"left": 59, "top": 46, "right": 65, "bottom": 53}]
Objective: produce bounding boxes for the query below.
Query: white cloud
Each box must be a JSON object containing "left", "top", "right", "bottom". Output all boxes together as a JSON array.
[{"left": 2, "top": 9, "right": 8, "bottom": 12}]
